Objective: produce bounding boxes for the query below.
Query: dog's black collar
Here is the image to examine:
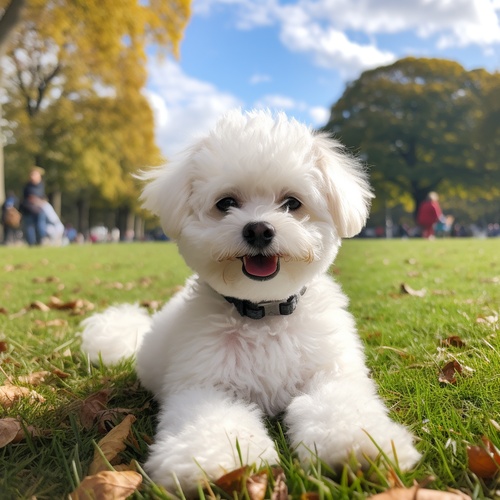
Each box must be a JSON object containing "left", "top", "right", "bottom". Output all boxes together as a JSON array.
[{"left": 224, "top": 287, "right": 307, "bottom": 320}]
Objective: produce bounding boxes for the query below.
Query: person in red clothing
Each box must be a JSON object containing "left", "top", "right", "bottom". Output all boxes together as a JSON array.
[{"left": 417, "top": 191, "right": 445, "bottom": 239}]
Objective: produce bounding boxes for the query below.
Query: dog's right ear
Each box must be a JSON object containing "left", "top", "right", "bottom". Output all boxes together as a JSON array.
[{"left": 139, "top": 158, "right": 192, "bottom": 240}]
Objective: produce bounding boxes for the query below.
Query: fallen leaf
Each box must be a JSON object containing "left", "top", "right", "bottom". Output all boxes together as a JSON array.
[
  {"left": 247, "top": 471, "right": 268, "bottom": 500},
  {"left": 34, "top": 318, "right": 68, "bottom": 328},
  {"left": 69, "top": 470, "right": 142, "bottom": 499},
  {"left": 95, "top": 408, "right": 135, "bottom": 435},
  {"left": 89, "top": 414, "right": 136, "bottom": 475},
  {"left": 32, "top": 276, "right": 60, "bottom": 283},
  {"left": 0, "top": 385, "right": 45, "bottom": 408},
  {"left": 467, "top": 436, "right": 500, "bottom": 479},
  {"left": 79, "top": 389, "right": 112, "bottom": 430},
  {"left": 29, "top": 301, "right": 51, "bottom": 312},
  {"left": 301, "top": 493, "right": 320, "bottom": 500},
  {"left": 17, "top": 371, "right": 52, "bottom": 386},
  {"left": 0, "top": 417, "right": 50, "bottom": 447},
  {"left": 52, "top": 368, "right": 70, "bottom": 379},
  {"left": 369, "top": 485, "right": 471, "bottom": 499},
  {"left": 0, "top": 341, "right": 8, "bottom": 352},
  {"left": 480, "top": 277, "right": 500, "bottom": 284},
  {"left": 139, "top": 300, "right": 162, "bottom": 310},
  {"left": 0, "top": 307, "right": 7, "bottom": 315},
  {"left": 440, "top": 336, "right": 466, "bottom": 348},
  {"left": 476, "top": 313, "right": 498, "bottom": 326},
  {"left": 0, "top": 418, "right": 22, "bottom": 447},
  {"left": 438, "top": 360, "right": 463, "bottom": 385},
  {"left": 215, "top": 466, "right": 250, "bottom": 496},
  {"left": 271, "top": 467, "right": 287, "bottom": 500},
  {"left": 400, "top": 283, "right": 426, "bottom": 297}
]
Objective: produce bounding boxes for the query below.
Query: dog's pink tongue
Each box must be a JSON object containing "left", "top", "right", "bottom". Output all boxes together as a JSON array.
[{"left": 243, "top": 255, "right": 278, "bottom": 277}]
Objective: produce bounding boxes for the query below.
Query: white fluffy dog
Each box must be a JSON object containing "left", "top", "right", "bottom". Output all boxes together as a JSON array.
[{"left": 81, "top": 109, "right": 419, "bottom": 494}]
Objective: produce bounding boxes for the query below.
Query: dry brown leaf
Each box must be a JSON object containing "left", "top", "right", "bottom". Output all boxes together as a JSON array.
[
  {"left": 467, "top": 436, "right": 500, "bottom": 479},
  {"left": 301, "top": 493, "right": 320, "bottom": 500},
  {"left": 0, "top": 417, "right": 50, "bottom": 447},
  {"left": 369, "top": 485, "right": 471, "bottom": 499},
  {"left": 70, "top": 470, "right": 142, "bottom": 500},
  {"left": 215, "top": 466, "right": 249, "bottom": 496},
  {"left": 52, "top": 368, "right": 70, "bottom": 379},
  {"left": 79, "top": 389, "right": 112, "bottom": 430},
  {"left": 271, "top": 467, "right": 287, "bottom": 500},
  {"left": 247, "top": 471, "right": 268, "bottom": 500},
  {"left": 476, "top": 313, "right": 498, "bottom": 326},
  {"left": 0, "top": 307, "right": 7, "bottom": 315},
  {"left": 438, "top": 360, "right": 463, "bottom": 385},
  {"left": 18, "top": 371, "right": 52, "bottom": 386},
  {"left": 400, "top": 283, "right": 426, "bottom": 297},
  {"left": 0, "top": 385, "right": 45, "bottom": 408},
  {"left": 0, "top": 418, "right": 23, "bottom": 447},
  {"left": 440, "top": 336, "right": 466, "bottom": 348},
  {"left": 95, "top": 408, "right": 136, "bottom": 435},
  {"left": 89, "top": 414, "right": 136, "bottom": 475},
  {"left": 29, "top": 301, "right": 51, "bottom": 312},
  {"left": 34, "top": 318, "right": 68, "bottom": 328},
  {"left": 32, "top": 276, "right": 60, "bottom": 284},
  {"left": 139, "top": 300, "right": 162, "bottom": 310},
  {"left": 0, "top": 341, "right": 8, "bottom": 352}
]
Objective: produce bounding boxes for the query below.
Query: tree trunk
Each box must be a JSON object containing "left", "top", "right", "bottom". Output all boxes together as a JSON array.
[
  {"left": 50, "top": 190, "right": 62, "bottom": 217},
  {"left": 0, "top": 0, "right": 26, "bottom": 210},
  {"left": 126, "top": 211, "right": 135, "bottom": 240},
  {"left": 134, "top": 216, "right": 144, "bottom": 241},
  {"left": 77, "top": 196, "right": 90, "bottom": 238}
]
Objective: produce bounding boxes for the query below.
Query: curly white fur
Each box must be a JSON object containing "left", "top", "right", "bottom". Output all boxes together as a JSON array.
[{"left": 80, "top": 109, "right": 420, "bottom": 496}]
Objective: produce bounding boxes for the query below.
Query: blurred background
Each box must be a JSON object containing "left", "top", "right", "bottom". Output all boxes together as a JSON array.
[{"left": 1, "top": 0, "right": 499, "bottom": 243}]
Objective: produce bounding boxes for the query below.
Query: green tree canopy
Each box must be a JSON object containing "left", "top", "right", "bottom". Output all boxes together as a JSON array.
[{"left": 322, "top": 57, "right": 500, "bottom": 216}]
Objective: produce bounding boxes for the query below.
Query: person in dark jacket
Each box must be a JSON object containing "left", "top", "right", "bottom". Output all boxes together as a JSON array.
[{"left": 20, "top": 166, "right": 48, "bottom": 245}]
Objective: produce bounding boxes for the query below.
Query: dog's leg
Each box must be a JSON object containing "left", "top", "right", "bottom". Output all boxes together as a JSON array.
[
  {"left": 285, "top": 374, "right": 420, "bottom": 471},
  {"left": 145, "top": 387, "right": 278, "bottom": 495}
]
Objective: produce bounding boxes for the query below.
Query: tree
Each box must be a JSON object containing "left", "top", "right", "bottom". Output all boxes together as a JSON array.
[
  {"left": 322, "top": 57, "right": 499, "bottom": 217},
  {"left": 0, "top": 0, "right": 25, "bottom": 211},
  {"left": 1, "top": 0, "right": 190, "bottom": 233}
]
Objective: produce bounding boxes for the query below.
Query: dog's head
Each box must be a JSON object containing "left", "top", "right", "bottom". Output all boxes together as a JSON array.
[{"left": 141, "top": 110, "right": 373, "bottom": 302}]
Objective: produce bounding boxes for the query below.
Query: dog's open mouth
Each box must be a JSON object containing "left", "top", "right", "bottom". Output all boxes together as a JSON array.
[{"left": 241, "top": 255, "right": 280, "bottom": 281}]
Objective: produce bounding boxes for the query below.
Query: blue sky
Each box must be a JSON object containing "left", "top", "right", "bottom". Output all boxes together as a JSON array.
[{"left": 145, "top": 0, "right": 500, "bottom": 158}]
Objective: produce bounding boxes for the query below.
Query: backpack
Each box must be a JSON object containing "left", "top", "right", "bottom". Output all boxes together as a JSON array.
[{"left": 4, "top": 206, "right": 22, "bottom": 228}]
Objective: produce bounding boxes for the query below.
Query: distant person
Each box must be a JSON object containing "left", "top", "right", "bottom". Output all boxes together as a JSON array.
[
  {"left": 40, "top": 199, "right": 65, "bottom": 245},
  {"left": 20, "top": 166, "right": 48, "bottom": 245},
  {"left": 1, "top": 191, "right": 20, "bottom": 244},
  {"left": 416, "top": 191, "right": 446, "bottom": 239}
]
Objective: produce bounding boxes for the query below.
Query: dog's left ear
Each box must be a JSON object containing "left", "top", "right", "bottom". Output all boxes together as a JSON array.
[{"left": 313, "top": 134, "right": 374, "bottom": 238}]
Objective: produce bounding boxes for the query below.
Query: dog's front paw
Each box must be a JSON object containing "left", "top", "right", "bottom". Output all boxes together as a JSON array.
[
  {"left": 146, "top": 389, "right": 279, "bottom": 496},
  {"left": 294, "top": 418, "right": 420, "bottom": 471},
  {"left": 286, "top": 380, "right": 420, "bottom": 472}
]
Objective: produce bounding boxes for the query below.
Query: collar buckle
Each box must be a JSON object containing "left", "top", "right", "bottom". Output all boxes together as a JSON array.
[{"left": 224, "top": 287, "right": 306, "bottom": 320}]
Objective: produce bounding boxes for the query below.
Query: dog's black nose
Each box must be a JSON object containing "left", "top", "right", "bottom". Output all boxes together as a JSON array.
[{"left": 242, "top": 221, "right": 275, "bottom": 248}]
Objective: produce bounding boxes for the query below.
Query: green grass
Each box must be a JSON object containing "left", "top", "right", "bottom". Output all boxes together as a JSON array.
[{"left": 0, "top": 239, "right": 499, "bottom": 499}]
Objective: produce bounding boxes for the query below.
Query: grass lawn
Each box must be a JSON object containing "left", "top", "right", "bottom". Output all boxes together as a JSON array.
[{"left": 0, "top": 239, "right": 499, "bottom": 499}]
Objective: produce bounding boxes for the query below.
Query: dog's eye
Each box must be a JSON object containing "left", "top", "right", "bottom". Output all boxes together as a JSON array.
[
  {"left": 216, "top": 197, "right": 239, "bottom": 212},
  {"left": 281, "top": 197, "right": 302, "bottom": 211}
]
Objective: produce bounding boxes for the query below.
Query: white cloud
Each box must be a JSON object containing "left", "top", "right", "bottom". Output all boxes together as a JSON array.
[
  {"left": 309, "top": 106, "right": 330, "bottom": 125},
  {"left": 145, "top": 59, "right": 242, "bottom": 158},
  {"left": 196, "top": 0, "right": 500, "bottom": 76},
  {"left": 278, "top": 13, "right": 396, "bottom": 77}
]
